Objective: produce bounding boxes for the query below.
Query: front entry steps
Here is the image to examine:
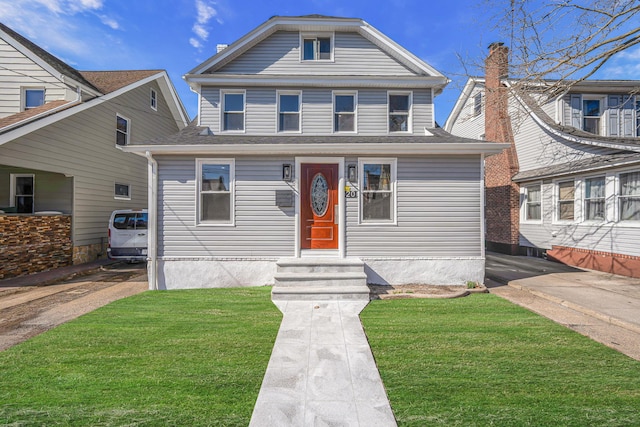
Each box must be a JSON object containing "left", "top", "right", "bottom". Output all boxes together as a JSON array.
[{"left": 272, "top": 257, "right": 370, "bottom": 301}]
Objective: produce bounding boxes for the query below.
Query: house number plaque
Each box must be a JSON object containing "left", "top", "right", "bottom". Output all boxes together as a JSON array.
[{"left": 344, "top": 186, "right": 357, "bottom": 198}]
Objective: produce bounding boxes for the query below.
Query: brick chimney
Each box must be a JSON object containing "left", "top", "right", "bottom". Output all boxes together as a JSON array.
[{"left": 483, "top": 43, "right": 521, "bottom": 255}]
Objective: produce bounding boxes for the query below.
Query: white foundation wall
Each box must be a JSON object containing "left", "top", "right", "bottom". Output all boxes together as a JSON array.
[{"left": 155, "top": 257, "right": 485, "bottom": 289}]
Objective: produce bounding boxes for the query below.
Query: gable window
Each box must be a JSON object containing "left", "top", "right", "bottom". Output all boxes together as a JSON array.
[
  {"left": 222, "top": 91, "right": 245, "bottom": 132},
  {"left": 278, "top": 92, "right": 300, "bottom": 132},
  {"left": 302, "top": 35, "right": 331, "bottom": 61},
  {"left": 10, "top": 174, "right": 34, "bottom": 214},
  {"left": 116, "top": 114, "right": 130, "bottom": 146},
  {"left": 584, "top": 176, "right": 605, "bottom": 221},
  {"left": 556, "top": 180, "right": 575, "bottom": 221},
  {"left": 582, "top": 98, "right": 602, "bottom": 135},
  {"left": 524, "top": 184, "right": 541, "bottom": 221},
  {"left": 473, "top": 92, "right": 482, "bottom": 117},
  {"left": 23, "top": 88, "right": 45, "bottom": 110},
  {"left": 150, "top": 88, "right": 157, "bottom": 111},
  {"left": 388, "top": 92, "right": 411, "bottom": 133},
  {"left": 334, "top": 92, "right": 356, "bottom": 133},
  {"left": 360, "top": 159, "right": 396, "bottom": 223},
  {"left": 197, "top": 159, "right": 234, "bottom": 225},
  {"left": 114, "top": 183, "right": 131, "bottom": 200},
  {"left": 619, "top": 171, "right": 640, "bottom": 221}
]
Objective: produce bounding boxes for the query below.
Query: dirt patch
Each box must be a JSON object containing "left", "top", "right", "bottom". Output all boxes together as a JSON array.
[{"left": 368, "top": 283, "right": 488, "bottom": 299}]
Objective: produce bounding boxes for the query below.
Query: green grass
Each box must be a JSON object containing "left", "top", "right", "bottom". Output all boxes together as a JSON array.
[
  {"left": 0, "top": 287, "right": 281, "bottom": 427},
  {"left": 360, "top": 293, "right": 640, "bottom": 426}
]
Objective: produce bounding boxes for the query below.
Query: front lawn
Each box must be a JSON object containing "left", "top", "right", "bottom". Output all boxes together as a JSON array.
[
  {"left": 361, "top": 294, "right": 640, "bottom": 426},
  {"left": 0, "top": 287, "right": 281, "bottom": 427}
]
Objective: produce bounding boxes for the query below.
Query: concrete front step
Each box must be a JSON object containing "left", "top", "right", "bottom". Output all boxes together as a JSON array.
[
  {"left": 276, "top": 257, "right": 365, "bottom": 274},
  {"left": 271, "top": 285, "right": 371, "bottom": 301},
  {"left": 274, "top": 272, "right": 368, "bottom": 288}
]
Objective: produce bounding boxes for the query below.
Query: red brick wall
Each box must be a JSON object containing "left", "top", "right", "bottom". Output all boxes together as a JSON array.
[
  {"left": 547, "top": 246, "right": 640, "bottom": 278},
  {"left": 484, "top": 43, "right": 521, "bottom": 254},
  {"left": 0, "top": 215, "right": 72, "bottom": 280}
]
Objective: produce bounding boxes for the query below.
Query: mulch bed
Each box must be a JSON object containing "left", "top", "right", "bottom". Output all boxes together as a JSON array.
[{"left": 368, "top": 283, "right": 488, "bottom": 300}]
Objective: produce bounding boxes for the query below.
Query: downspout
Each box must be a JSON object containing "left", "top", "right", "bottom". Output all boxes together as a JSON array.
[{"left": 145, "top": 151, "right": 158, "bottom": 290}]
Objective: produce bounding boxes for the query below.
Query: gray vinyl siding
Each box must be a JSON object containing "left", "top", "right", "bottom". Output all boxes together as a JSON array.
[
  {"left": 199, "top": 87, "right": 433, "bottom": 134},
  {"left": 216, "top": 31, "right": 415, "bottom": 76},
  {"left": 156, "top": 156, "right": 296, "bottom": 258},
  {"left": 446, "top": 86, "right": 486, "bottom": 140},
  {"left": 0, "top": 38, "right": 72, "bottom": 117},
  {"left": 519, "top": 173, "right": 640, "bottom": 257},
  {"left": 0, "top": 80, "right": 181, "bottom": 246},
  {"left": 347, "top": 156, "right": 482, "bottom": 257}
]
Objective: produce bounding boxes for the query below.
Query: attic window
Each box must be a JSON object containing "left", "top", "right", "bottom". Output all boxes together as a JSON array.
[
  {"left": 23, "top": 88, "right": 45, "bottom": 110},
  {"left": 150, "top": 88, "right": 157, "bottom": 111},
  {"left": 473, "top": 93, "right": 482, "bottom": 117},
  {"left": 302, "top": 34, "right": 332, "bottom": 61}
]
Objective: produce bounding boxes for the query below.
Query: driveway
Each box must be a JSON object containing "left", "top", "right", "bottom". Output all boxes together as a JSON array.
[{"left": 0, "top": 262, "right": 147, "bottom": 351}]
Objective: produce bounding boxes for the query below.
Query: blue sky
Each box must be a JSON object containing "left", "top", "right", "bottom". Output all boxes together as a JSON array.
[{"left": 1, "top": 0, "right": 638, "bottom": 125}]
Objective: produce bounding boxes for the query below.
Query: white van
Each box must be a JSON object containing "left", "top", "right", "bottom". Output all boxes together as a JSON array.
[{"left": 107, "top": 209, "right": 148, "bottom": 261}]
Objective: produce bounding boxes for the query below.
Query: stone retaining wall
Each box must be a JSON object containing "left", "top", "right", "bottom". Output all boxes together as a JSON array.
[{"left": 0, "top": 214, "right": 72, "bottom": 280}]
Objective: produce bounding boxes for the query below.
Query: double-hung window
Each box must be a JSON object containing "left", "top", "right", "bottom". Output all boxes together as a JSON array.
[
  {"left": 619, "top": 171, "right": 640, "bottom": 221},
  {"left": 524, "top": 184, "right": 541, "bottom": 221},
  {"left": 334, "top": 92, "right": 356, "bottom": 132},
  {"left": 388, "top": 92, "right": 411, "bottom": 133},
  {"left": 150, "top": 88, "right": 157, "bottom": 111},
  {"left": 582, "top": 98, "right": 602, "bottom": 135},
  {"left": 360, "top": 159, "right": 396, "bottom": 223},
  {"left": 10, "top": 174, "right": 34, "bottom": 214},
  {"left": 473, "top": 92, "right": 482, "bottom": 117},
  {"left": 584, "top": 176, "right": 606, "bottom": 221},
  {"left": 302, "top": 35, "right": 331, "bottom": 61},
  {"left": 222, "top": 91, "right": 245, "bottom": 132},
  {"left": 116, "top": 114, "right": 130, "bottom": 146},
  {"left": 557, "top": 180, "right": 575, "bottom": 221},
  {"left": 24, "top": 88, "right": 45, "bottom": 110},
  {"left": 278, "top": 92, "right": 300, "bottom": 132},
  {"left": 197, "top": 159, "right": 234, "bottom": 225}
]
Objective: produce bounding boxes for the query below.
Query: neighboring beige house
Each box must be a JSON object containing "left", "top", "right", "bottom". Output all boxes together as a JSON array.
[
  {"left": 0, "top": 23, "right": 189, "bottom": 279},
  {"left": 445, "top": 43, "right": 640, "bottom": 278},
  {"left": 123, "top": 15, "right": 506, "bottom": 293}
]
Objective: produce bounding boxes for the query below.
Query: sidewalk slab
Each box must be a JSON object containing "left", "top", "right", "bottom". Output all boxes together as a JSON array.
[{"left": 250, "top": 300, "right": 397, "bottom": 427}]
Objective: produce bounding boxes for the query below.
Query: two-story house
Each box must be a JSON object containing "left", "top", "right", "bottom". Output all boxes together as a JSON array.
[
  {"left": 123, "top": 15, "right": 506, "bottom": 294},
  {"left": 0, "top": 23, "right": 189, "bottom": 279},
  {"left": 445, "top": 43, "right": 640, "bottom": 277}
]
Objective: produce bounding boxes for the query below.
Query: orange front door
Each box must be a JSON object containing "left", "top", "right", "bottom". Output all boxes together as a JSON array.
[{"left": 300, "top": 163, "right": 339, "bottom": 250}]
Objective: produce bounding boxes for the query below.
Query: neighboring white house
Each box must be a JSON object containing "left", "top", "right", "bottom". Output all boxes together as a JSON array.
[
  {"left": 0, "top": 23, "right": 189, "bottom": 279},
  {"left": 445, "top": 43, "right": 640, "bottom": 278},
  {"left": 124, "top": 15, "right": 506, "bottom": 292}
]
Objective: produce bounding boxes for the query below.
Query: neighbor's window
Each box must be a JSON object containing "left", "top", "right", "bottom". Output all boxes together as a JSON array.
[
  {"left": 619, "top": 171, "right": 640, "bottom": 221},
  {"left": 584, "top": 176, "right": 606, "bottom": 221},
  {"left": 24, "top": 88, "right": 45, "bottom": 110},
  {"left": 11, "top": 174, "right": 34, "bottom": 214},
  {"left": 302, "top": 36, "right": 331, "bottom": 60},
  {"left": 116, "top": 114, "right": 130, "bottom": 146},
  {"left": 114, "top": 183, "right": 131, "bottom": 200},
  {"left": 360, "top": 159, "right": 396, "bottom": 223},
  {"left": 473, "top": 92, "right": 482, "bottom": 117},
  {"left": 222, "top": 91, "right": 245, "bottom": 131},
  {"left": 388, "top": 93, "right": 411, "bottom": 133},
  {"left": 198, "top": 159, "right": 234, "bottom": 224},
  {"left": 557, "top": 180, "right": 575, "bottom": 221},
  {"left": 582, "top": 98, "right": 602, "bottom": 135},
  {"left": 524, "top": 184, "right": 541, "bottom": 221},
  {"left": 636, "top": 100, "right": 640, "bottom": 137},
  {"left": 334, "top": 93, "right": 356, "bottom": 132},
  {"left": 278, "top": 92, "right": 300, "bottom": 132},
  {"left": 150, "top": 88, "right": 157, "bottom": 111}
]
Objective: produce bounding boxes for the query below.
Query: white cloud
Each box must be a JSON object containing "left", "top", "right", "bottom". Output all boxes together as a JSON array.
[
  {"left": 190, "top": 0, "right": 219, "bottom": 50},
  {"left": 100, "top": 15, "right": 119, "bottom": 30},
  {"left": 192, "top": 24, "right": 209, "bottom": 41},
  {"left": 195, "top": 0, "right": 217, "bottom": 24},
  {"left": 189, "top": 38, "right": 203, "bottom": 49}
]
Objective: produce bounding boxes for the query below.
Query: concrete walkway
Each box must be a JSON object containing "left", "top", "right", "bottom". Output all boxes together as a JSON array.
[{"left": 249, "top": 299, "right": 397, "bottom": 427}]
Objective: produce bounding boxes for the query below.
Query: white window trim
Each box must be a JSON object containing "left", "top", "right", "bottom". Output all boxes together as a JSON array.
[
  {"left": 521, "top": 182, "right": 543, "bottom": 224},
  {"left": 220, "top": 89, "right": 246, "bottom": 133},
  {"left": 150, "top": 88, "right": 157, "bottom": 111},
  {"left": 22, "top": 87, "right": 45, "bottom": 111},
  {"left": 387, "top": 91, "right": 413, "bottom": 134},
  {"left": 116, "top": 113, "right": 130, "bottom": 146},
  {"left": 358, "top": 158, "right": 397, "bottom": 225},
  {"left": 196, "top": 158, "right": 235, "bottom": 226},
  {"left": 9, "top": 173, "right": 35, "bottom": 212},
  {"left": 616, "top": 169, "right": 640, "bottom": 225},
  {"left": 114, "top": 183, "right": 131, "bottom": 200},
  {"left": 299, "top": 32, "right": 334, "bottom": 62},
  {"left": 276, "top": 90, "right": 302, "bottom": 133},
  {"left": 581, "top": 174, "right": 607, "bottom": 224},
  {"left": 553, "top": 179, "right": 576, "bottom": 224},
  {"left": 582, "top": 95, "right": 606, "bottom": 135},
  {"left": 332, "top": 90, "right": 358, "bottom": 134},
  {"left": 472, "top": 92, "right": 482, "bottom": 119}
]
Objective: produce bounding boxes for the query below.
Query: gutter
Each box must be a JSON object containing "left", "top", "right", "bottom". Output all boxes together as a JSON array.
[{"left": 145, "top": 151, "right": 158, "bottom": 290}]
